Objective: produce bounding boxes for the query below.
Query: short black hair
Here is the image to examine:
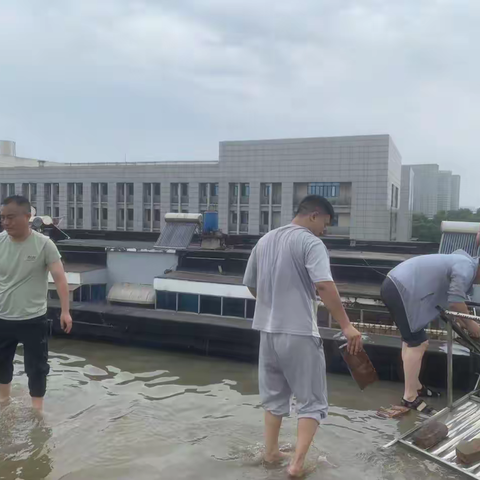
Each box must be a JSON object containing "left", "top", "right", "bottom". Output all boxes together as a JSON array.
[
  {"left": 1, "top": 195, "right": 31, "bottom": 213},
  {"left": 295, "top": 195, "right": 335, "bottom": 219}
]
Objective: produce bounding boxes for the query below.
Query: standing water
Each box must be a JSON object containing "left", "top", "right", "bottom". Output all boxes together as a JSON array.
[{"left": 0, "top": 339, "right": 463, "bottom": 479}]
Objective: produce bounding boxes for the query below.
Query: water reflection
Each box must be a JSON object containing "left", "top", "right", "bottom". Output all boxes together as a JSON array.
[
  {"left": 0, "top": 401, "right": 52, "bottom": 480},
  {"left": 0, "top": 338, "right": 466, "bottom": 480}
]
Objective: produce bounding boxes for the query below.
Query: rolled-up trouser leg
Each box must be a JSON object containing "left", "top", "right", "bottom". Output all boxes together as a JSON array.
[{"left": 21, "top": 318, "right": 50, "bottom": 398}]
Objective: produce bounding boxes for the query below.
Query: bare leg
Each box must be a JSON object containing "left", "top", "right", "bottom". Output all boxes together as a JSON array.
[
  {"left": 402, "top": 341, "right": 428, "bottom": 402},
  {"left": 288, "top": 417, "right": 318, "bottom": 477},
  {"left": 0, "top": 383, "right": 11, "bottom": 403},
  {"left": 31, "top": 397, "right": 44, "bottom": 411},
  {"left": 264, "top": 410, "right": 288, "bottom": 463}
]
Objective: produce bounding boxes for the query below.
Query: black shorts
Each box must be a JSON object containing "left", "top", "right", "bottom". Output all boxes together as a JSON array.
[
  {"left": 381, "top": 277, "right": 428, "bottom": 347},
  {"left": 0, "top": 316, "right": 50, "bottom": 397}
]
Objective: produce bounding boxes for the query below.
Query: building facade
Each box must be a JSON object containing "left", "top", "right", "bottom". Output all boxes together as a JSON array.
[
  {"left": 406, "top": 164, "right": 461, "bottom": 219},
  {"left": 0, "top": 135, "right": 402, "bottom": 240}
]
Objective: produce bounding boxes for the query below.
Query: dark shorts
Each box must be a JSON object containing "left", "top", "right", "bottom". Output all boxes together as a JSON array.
[
  {"left": 0, "top": 316, "right": 50, "bottom": 397},
  {"left": 381, "top": 277, "right": 428, "bottom": 347}
]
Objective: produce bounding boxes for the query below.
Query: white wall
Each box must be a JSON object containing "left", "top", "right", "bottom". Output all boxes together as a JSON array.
[{"left": 106, "top": 251, "right": 178, "bottom": 288}]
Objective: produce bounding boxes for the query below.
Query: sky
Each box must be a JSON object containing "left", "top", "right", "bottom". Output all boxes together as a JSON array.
[{"left": 0, "top": 0, "right": 479, "bottom": 207}]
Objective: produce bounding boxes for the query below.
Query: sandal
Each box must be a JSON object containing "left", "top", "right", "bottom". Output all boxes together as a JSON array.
[
  {"left": 418, "top": 385, "right": 441, "bottom": 398},
  {"left": 401, "top": 397, "right": 436, "bottom": 415}
]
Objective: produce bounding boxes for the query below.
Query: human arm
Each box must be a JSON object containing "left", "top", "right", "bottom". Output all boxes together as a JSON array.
[
  {"left": 316, "top": 281, "right": 363, "bottom": 354},
  {"left": 448, "top": 260, "right": 480, "bottom": 338},
  {"left": 305, "top": 240, "right": 362, "bottom": 354},
  {"left": 449, "top": 301, "right": 480, "bottom": 338},
  {"left": 48, "top": 260, "right": 73, "bottom": 334}
]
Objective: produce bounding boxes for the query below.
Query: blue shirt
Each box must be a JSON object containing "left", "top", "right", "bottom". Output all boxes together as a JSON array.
[{"left": 388, "top": 250, "right": 479, "bottom": 332}]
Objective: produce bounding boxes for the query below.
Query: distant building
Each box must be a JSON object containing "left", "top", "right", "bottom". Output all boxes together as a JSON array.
[
  {"left": 450, "top": 175, "right": 461, "bottom": 211},
  {"left": 397, "top": 166, "right": 415, "bottom": 242},
  {"left": 0, "top": 135, "right": 402, "bottom": 241},
  {"left": 405, "top": 164, "right": 461, "bottom": 218}
]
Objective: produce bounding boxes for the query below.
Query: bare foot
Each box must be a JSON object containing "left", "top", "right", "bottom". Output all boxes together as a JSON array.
[
  {"left": 287, "top": 463, "right": 316, "bottom": 478},
  {"left": 264, "top": 451, "right": 291, "bottom": 465}
]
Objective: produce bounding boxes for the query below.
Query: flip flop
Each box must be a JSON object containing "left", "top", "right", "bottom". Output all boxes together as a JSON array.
[
  {"left": 418, "top": 385, "right": 441, "bottom": 398},
  {"left": 401, "top": 397, "right": 436, "bottom": 415}
]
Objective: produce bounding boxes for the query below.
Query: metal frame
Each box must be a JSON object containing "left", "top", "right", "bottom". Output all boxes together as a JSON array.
[{"left": 384, "top": 308, "right": 480, "bottom": 478}]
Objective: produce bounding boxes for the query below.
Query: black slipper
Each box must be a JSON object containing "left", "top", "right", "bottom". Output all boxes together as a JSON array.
[
  {"left": 418, "top": 385, "right": 441, "bottom": 398},
  {"left": 401, "top": 397, "right": 436, "bottom": 415}
]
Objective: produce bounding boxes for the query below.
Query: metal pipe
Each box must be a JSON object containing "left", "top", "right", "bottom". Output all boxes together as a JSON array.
[
  {"left": 444, "top": 310, "right": 480, "bottom": 322},
  {"left": 447, "top": 321, "right": 454, "bottom": 409}
]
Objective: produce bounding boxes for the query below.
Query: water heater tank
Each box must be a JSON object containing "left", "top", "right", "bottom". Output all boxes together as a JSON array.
[
  {"left": 203, "top": 211, "right": 219, "bottom": 233},
  {"left": 0, "top": 140, "right": 16, "bottom": 156}
]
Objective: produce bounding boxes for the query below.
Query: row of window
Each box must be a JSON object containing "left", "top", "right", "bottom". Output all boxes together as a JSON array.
[
  {"left": 156, "top": 291, "right": 255, "bottom": 319},
  {"left": 308, "top": 182, "right": 340, "bottom": 198},
  {"left": 49, "top": 284, "right": 107, "bottom": 302}
]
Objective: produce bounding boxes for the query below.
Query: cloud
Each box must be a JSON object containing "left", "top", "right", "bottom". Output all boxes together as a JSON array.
[{"left": 0, "top": 0, "right": 479, "bottom": 205}]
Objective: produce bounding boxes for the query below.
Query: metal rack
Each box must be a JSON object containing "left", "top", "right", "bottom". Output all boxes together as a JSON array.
[{"left": 384, "top": 308, "right": 480, "bottom": 478}]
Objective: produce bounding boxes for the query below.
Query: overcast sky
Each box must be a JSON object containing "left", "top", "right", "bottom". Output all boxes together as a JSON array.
[{"left": 0, "top": 0, "right": 479, "bottom": 206}]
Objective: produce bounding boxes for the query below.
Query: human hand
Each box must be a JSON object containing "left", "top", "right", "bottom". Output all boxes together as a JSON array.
[
  {"left": 342, "top": 324, "right": 363, "bottom": 355},
  {"left": 465, "top": 319, "right": 480, "bottom": 339},
  {"left": 60, "top": 312, "right": 73, "bottom": 334}
]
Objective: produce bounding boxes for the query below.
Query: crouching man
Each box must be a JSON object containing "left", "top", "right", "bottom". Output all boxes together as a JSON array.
[
  {"left": 381, "top": 249, "right": 480, "bottom": 414},
  {"left": 0, "top": 196, "right": 72, "bottom": 411}
]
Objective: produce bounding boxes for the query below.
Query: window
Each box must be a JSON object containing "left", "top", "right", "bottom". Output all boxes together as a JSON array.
[
  {"left": 127, "top": 209, "right": 134, "bottom": 221},
  {"left": 101, "top": 183, "right": 108, "bottom": 196},
  {"left": 308, "top": 183, "right": 340, "bottom": 198},
  {"left": 78, "top": 207, "right": 83, "bottom": 220},
  {"left": 241, "top": 184, "right": 250, "bottom": 197},
  {"left": 154, "top": 183, "right": 161, "bottom": 196},
  {"left": 53, "top": 183, "right": 60, "bottom": 196},
  {"left": 178, "top": 293, "right": 198, "bottom": 313},
  {"left": 181, "top": 183, "right": 189, "bottom": 196},
  {"left": 223, "top": 298, "right": 245, "bottom": 318},
  {"left": 154, "top": 209, "right": 161, "bottom": 222},
  {"left": 211, "top": 183, "right": 219, "bottom": 196},
  {"left": 91, "top": 284, "right": 107, "bottom": 302},
  {"left": 246, "top": 300, "right": 256, "bottom": 319},
  {"left": 127, "top": 183, "right": 134, "bottom": 196},
  {"left": 81, "top": 285, "right": 91, "bottom": 302},
  {"left": 156, "top": 291, "right": 176, "bottom": 310},
  {"left": 331, "top": 214, "right": 339, "bottom": 226},
  {"left": 93, "top": 207, "right": 99, "bottom": 221},
  {"left": 145, "top": 208, "right": 151, "bottom": 222},
  {"left": 76, "top": 183, "right": 83, "bottom": 196},
  {"left": 46, "top": 206, "right": 52, "bottom": 217},
  {"left": 261, "top": 211, "right": 269, "bottom": 225},
  {"left": 233, "top": 184, "right": 239, "bottom": 197},
  {"left": 200, "top": 183, "right": 208, "bottom": 197},
  {"left": 144, "top": 183, "right": 152, "bottom": 197},
  {"left": 102, "top": 208, "right": 108, "bottom": 221},
  {"left": 391, "top": 184, "right": 395, "bottom": 207},
  {"left": 45, "top": 183, "right": 52, "bottom": 198},
  {"left": 54, "top": 207, "right": 60, "bottom": 217},
  {"left": 67, "top": 183, "right": 74, "bottom": 197},
  {"left": 262, "top": 184, "right": 271, "bottom": 197},
  {"left": 119, "top": 209, "right": 125, "bottom": 221},
  {"left": 69, "top": 207, "right": 75, "bottom": 220},
  {"left": 200, "top": 295, "right": 222, "bottom": 315},
  {"left": 92, "top": 183, "right": 99, "bottom": 199},
  {"left": 395, "top": 186, "right": 399, "bottom": 209},
  {"left": 171, "top": 183, "right": 179, "bottom": 196},
  {"left": 231, "top": 212, "right": 238, "bottom": 224},
  {"left": 240, "top": 211, "right": 249, "bottom": 224}
]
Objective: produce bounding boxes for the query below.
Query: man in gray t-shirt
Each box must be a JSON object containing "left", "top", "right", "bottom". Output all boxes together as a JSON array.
[
  {"left": 244, "top": 195, "right": 362, "bottom": 478},
  {"left": 0, "top": 196, "right": 73, "bottom": 411}
]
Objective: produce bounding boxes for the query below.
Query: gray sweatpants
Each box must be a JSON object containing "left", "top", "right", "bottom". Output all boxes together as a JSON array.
[{"left": 259, "top": 332, "right": 328, "bottom": 424}]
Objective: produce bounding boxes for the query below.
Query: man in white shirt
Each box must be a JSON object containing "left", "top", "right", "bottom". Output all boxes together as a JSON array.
[{"left": 244, "top": 195, "right": 362, "bottom": 477}]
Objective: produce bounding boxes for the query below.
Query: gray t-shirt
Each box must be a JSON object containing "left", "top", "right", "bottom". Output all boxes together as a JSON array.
[
  {"left": 0, "top": 229, "right": 61, "bottom": 321},
  {"left": 388, "top": 250, "right": 479, "bottom": 332},
  {"left": 243, "top": 224, "right": 333, "bottom": 337}
]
